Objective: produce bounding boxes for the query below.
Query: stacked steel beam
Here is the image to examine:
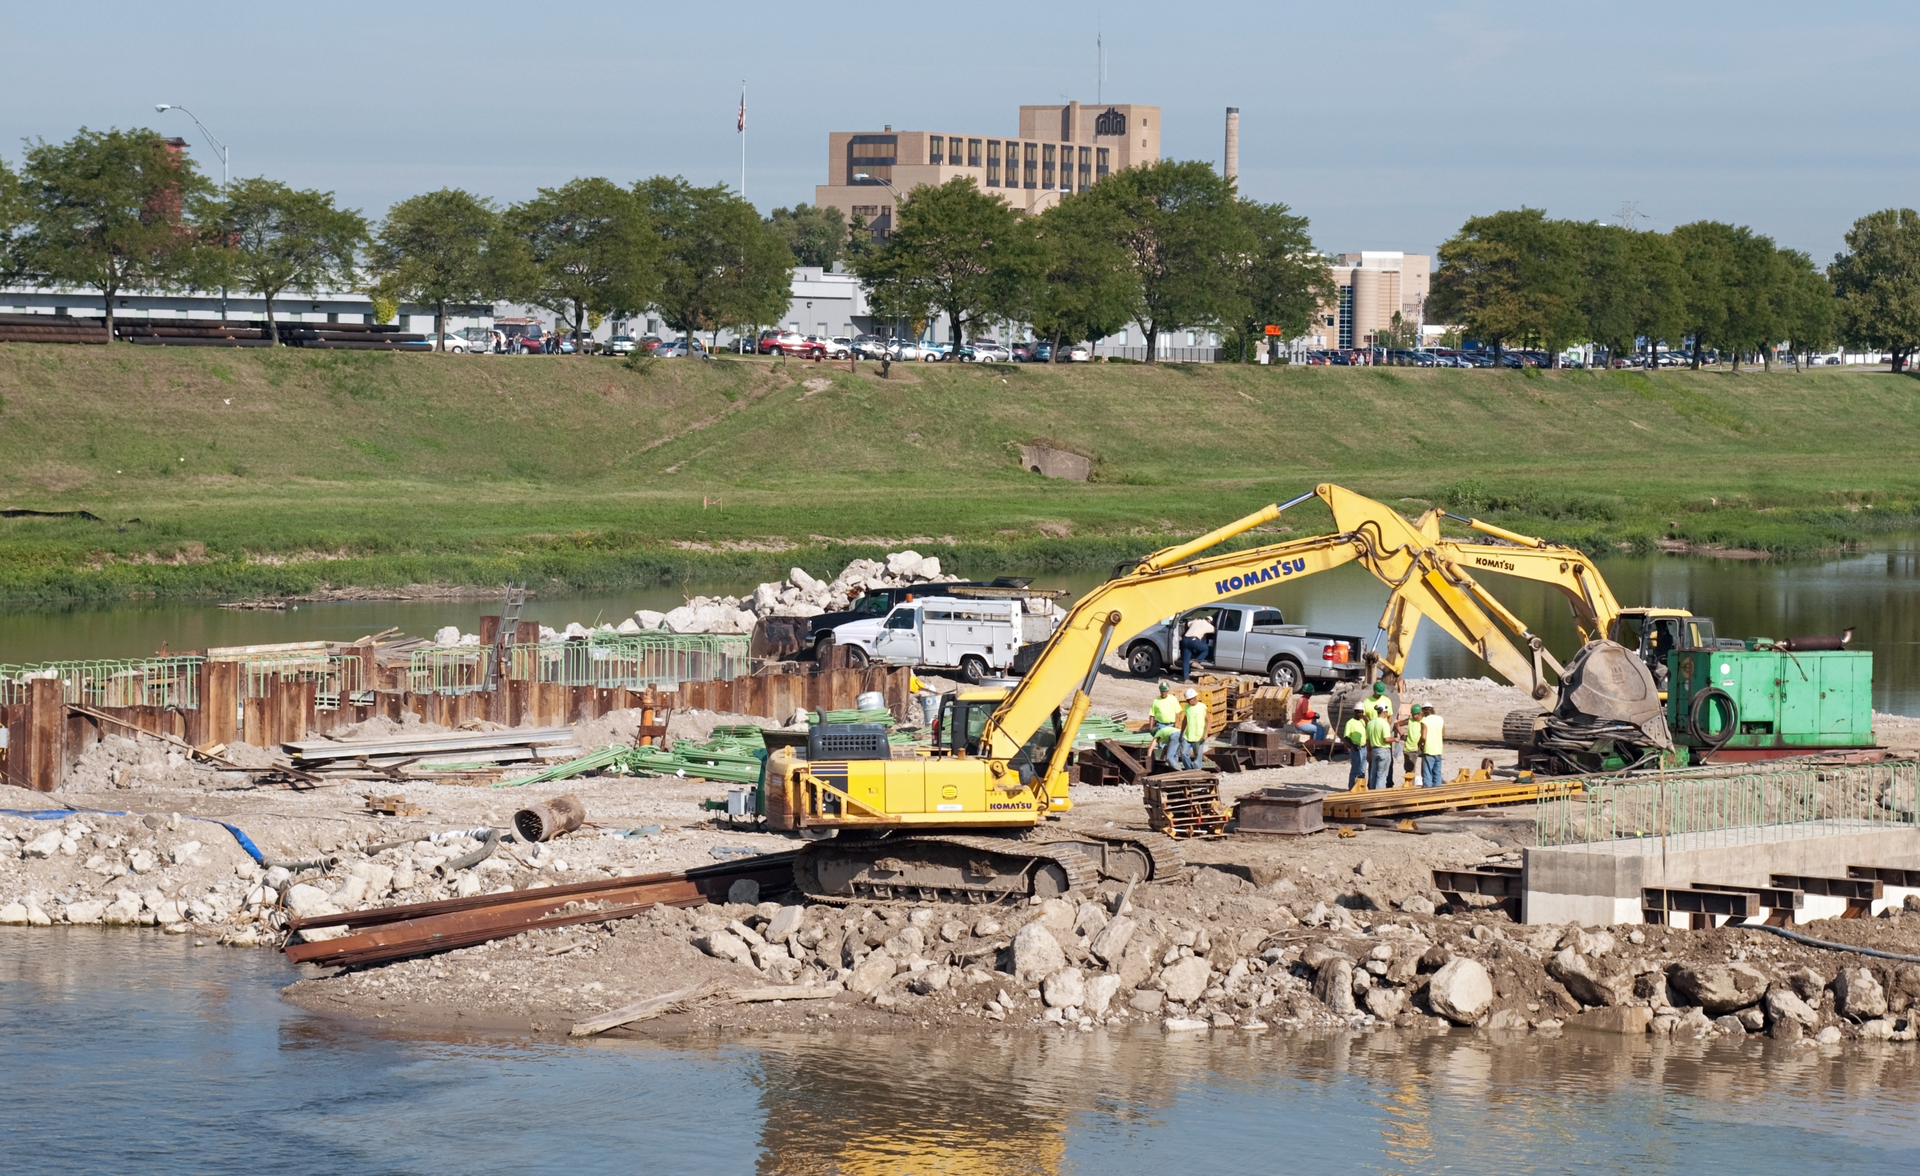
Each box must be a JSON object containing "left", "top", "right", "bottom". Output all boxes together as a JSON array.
[
  {"left": 0, "top": 313, "right": 429, "bottom": 350},
  {"left": 0, "top": 313, "right": 110, "bottom": 344}
]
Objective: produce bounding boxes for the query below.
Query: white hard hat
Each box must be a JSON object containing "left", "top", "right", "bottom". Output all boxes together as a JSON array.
[{"left": 1184, "top": 689, "right": 1198, "bottom": 700}]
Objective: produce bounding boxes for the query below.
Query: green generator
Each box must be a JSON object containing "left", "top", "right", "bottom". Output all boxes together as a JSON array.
[{"left": 1668, "top": 645, "right": 1875, "bottom": 762}]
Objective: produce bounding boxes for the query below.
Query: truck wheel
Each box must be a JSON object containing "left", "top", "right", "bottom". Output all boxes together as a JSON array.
[
  {"left": 843, "top": 646, "right": 869, "bottom": 669},
  {"left": 1267, "top": 656, "right": 1306, "bottom": 690},
  {"left": 812, "top": 635, "right": 835, "bottom": 663},
  {"left": 1125, "top": 643, "right": 1163, "bottom": 677},
  {"left": 960, "top": 655, "right": 989, "bottom": 684}
]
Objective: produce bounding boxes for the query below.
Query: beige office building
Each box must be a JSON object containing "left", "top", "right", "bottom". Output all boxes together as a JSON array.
[
  {"left": 1302, "top": 252, "right": 1431, "bottom": 350},
  {"left": 815, "top": 102, "right": 1160, "bottom": 235}
]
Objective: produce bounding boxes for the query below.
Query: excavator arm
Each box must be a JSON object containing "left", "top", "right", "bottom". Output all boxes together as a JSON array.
[
  {"left": 980, "top": 485, "right": 1564, "bottom": 772},
  {"left": 1429, "top": 511, "right": 1623, "bottom": 643}
]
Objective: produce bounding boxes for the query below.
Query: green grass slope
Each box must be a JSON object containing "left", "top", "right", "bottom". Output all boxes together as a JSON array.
[{"left": 1, "top": 343, "right": 1917, "bottom": 606}]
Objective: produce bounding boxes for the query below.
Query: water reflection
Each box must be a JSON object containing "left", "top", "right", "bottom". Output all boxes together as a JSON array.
[{"left": 3, "top": 930, "right": 1919, "bottom": 1174}]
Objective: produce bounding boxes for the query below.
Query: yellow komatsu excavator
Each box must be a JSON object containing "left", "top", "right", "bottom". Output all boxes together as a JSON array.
[{"left": 765, "top": 484, "right": 1672, "bottom": 902}]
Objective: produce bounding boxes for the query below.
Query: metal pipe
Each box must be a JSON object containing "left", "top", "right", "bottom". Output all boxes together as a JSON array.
[{"left": 514, "top": 794, "right": 586, "bottom": 842}]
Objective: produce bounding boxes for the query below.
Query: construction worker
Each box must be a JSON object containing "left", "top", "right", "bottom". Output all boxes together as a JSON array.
[
  {"left": 1418, "top": 704, "right": 1445, "bottom": 787},
  {"left": 910, "top": 674, "right": 939, "bottom": 728},
  {"left": 1341, "top": 709, "right": 1368, "bottom": 789},
  {"left": 1363, "top": 680, "right": 1392, "bottom": 716},
  {"left": 1179, "top": 613, "right": 1216, "bottom": 680},
  {"left": 1404, "top": 706, "right": 1425, "bottom": 788},
  {"left": 1173, "top": 687, "right": 1208, "bottom": 770},
  {"left": 1149, "top": 682, "right": 1182, "bottom": 765},
  {"left": 1365, "top": 704, "right": 1394, "bottom": 790},
  {"left": 1291, "top": 683, "right": 1326, "bottom": 741}
]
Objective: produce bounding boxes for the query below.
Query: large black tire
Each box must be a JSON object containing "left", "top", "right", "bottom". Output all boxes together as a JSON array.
[
  {"left": 1125, "top": 642, "right": 1164, "bottom": 677},
  {"left": 959, "top": 655, "right": 988, "bottom": 684},
  {"left": 1267, "top": 656, "right": 1306, "bottom": 690},
  {"left": 812, "top": 634, "right": 835, "bottom": 663},
  {"left": 1502, "top": 708, "right": 1544, "bottom": 749},
  {"left": 844, "top": 645, "right": 870, "bottom": 669}
]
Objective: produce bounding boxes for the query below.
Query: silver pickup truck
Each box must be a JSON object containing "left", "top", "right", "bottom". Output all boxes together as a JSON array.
[{"left": 1122, "top": 603, "right": 1364, "bottom": 689}]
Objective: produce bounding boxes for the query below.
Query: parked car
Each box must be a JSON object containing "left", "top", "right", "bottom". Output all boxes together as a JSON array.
[
  {"left": 653, "top": 337, "right": 708, "bottom": 358},
  {"left": 758, "top": 330, "right": 822, "bottom": 358},
  {"left": 1066, "top": 344, "right": 1092, "bottom": 362},
  {"left": 808, "top": 334, "right": 850, "bottom": 359},
  {"left": 604, "top": 334, "right": 637, "bottom": 356},
  {"left": 1027, "top": 342, "right": 1053, "bottom": 363},
  {"left": 972, "top": 342, "right": 1011, "bottom": 362},
  {"left": 852, "top": 334, "right": 890, "bottom": 359},
  {"left": 888, "top": 339, "right": 932, "bottom": 361}
]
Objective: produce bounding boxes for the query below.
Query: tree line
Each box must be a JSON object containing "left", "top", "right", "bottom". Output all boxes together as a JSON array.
[
  {"left": 1429, "top": 207, "right": 1920, "bottom": 372},
  {"left": 0, "top": 127, "right": 794, "bottom": 349}
]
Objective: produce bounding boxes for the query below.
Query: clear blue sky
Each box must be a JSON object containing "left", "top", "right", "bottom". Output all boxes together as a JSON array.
[{"left": 5, "top": 0, "right": 1915, "bottom": 263}]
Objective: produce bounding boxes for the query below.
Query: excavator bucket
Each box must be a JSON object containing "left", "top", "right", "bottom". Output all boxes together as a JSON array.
[{"left": 1556, "top": 639, "right": 1673, "bottom": 749}]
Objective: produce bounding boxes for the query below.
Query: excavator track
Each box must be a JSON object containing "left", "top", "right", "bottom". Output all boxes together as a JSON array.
[
  {"left": 1028, "top": 828, "right": 1186, "bottom": 885},
  {"left": 795, "top": 834, "right": 1100, "bottom": 905}
]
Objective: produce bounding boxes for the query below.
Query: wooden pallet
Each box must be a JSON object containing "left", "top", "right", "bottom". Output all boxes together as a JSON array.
[
  {"left": 1144, "top": 771, "right": 1229, "bottom": 838},
  {"left": 365, "top": 793, "right": 425, "bottom": 817},
  {"left": 1323, "top": 776, "right": 1583, "bottom": 820}
]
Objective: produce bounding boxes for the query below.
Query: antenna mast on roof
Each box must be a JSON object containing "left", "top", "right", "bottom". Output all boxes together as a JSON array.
[{"left": 1097, "top": 24, "right": 1104, "bottom": 104}]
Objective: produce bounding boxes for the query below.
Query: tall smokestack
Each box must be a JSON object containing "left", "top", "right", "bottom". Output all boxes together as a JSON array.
[{"left": 1224, "top": 108, "right": 1240, "bottom": 185}]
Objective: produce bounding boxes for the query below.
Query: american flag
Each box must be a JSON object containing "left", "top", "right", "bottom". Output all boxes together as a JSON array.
[{"left": 737, "top": 92, "right": 745, "bottom": 133}]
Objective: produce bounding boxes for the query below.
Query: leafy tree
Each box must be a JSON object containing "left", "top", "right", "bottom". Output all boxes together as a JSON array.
[
  {"left": 16, "top": 127, "right": 215, "bottom": 342},
  {"left": 1219, "top": 200, "right": 1331, "bottom": 363},
  {"left": 639, "top": 177, "right": 791, "bottom": 350},
  {"left": 369, "top": 189, "right": 510, "bottom": 351},
  {"left": 1719, "top": 227, "right": 1787, "bottom": 372},
  {"left": 1427, "top": 208, "right": 1579, "bottom": 366},
  {"left": 0, "top": 156, "right": 27, "bottom": 284},
  {"left": 213, "top": 178, "right": 366, "bottom": 344},
  {"left": 1830, "top": 208, "right": 1920, "bottom": 373},
  {"left": 1018, "top": 190, "right": 1135, "bottom": 360},
  {"left": 1087, "top": 160, "right": 1251, "bottom": 362},
  {"left": 766, "top": 203, "right": 847, "bottom": 269},
  {"left": 506, "top": 177, "right": 656, "bottom": 351},
  {"left": 1670, "top": 220, "right": 1743, "bottom": 368},
  {"left": 853, "top": 177, "right": 1029, "bottom": 349},
  {"left": 1622, "top": 229, "right": 1688, "bottom": 368},
  {"left": 1778, "top": 250, "right": 1835, "bottom": 370}
]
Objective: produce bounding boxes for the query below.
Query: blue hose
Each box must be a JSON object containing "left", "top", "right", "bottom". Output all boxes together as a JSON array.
[{"left": 0, "top": 807, "right": 267, "bottom": 864}]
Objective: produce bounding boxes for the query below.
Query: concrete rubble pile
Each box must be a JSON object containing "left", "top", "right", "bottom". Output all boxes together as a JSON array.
[{"left": 408, "top": 552, "right": 963, "bottom": 644}]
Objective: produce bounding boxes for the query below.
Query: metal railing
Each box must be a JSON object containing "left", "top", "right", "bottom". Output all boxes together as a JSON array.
[
  {"left": 409, "top": 646, "right": 494, "bottom": 695},
  {"left": 507, "top": 633, "right": 750, "bottom": 691},
  {"left": 0, "top": 657, "right": 203, "bottom": 710},
  {"left": 225, "top": 650, "right": 366, "bottom": 710},
  {"left": 1535, "top": 758, "right": 1920, "bottom": 849}
]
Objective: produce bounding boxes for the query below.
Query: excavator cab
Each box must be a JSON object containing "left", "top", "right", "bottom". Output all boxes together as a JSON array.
[
  {"left": 1608, "top": 608, "right": 1699, "bottom": 690},
  {"left": 933, "top": 689, "right": 1063, "bottom": 789}
]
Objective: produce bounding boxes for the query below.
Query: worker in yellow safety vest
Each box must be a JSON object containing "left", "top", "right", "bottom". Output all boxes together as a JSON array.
[
  {"left": 1342, "top": 711, "right": 1368, "bottom": 789},
  {"left": 1173, "top": 688, "right": 1207, "bottom": 770},
  {"left": 1404, "top": 708, "right": 1424, "bottom": 787},
  {"left": 1365, "top": 706, "right": 1394, "bottom": 790},
  {"left": 1149, "top": 682, "right": 1182, "bottom": 764},
  {"left": 1417, "top": 705, "right": 1444, "bottom": 787}
]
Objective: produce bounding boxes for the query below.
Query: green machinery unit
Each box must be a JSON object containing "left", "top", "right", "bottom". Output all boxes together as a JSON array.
[{"left": 1668, "top": 642, "right": 1874, "bottom": 761}]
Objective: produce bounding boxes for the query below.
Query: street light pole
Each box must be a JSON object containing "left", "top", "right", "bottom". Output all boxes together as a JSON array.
[{"left": 156, "top": 104, "right": 230, "bottom": 320}]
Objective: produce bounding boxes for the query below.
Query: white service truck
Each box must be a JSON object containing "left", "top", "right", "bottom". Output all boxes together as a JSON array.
[
  {"left": 827, "top": 596, "right": 1056, "bottom": 683},
  {"left": 1124, "top": 602, "right": 1364, "bottom": 689}
]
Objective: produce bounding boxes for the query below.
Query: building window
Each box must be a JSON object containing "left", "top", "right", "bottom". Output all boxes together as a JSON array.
[
  {"left": 848, "top": 134, "right": 897, "bottom": 184},
  {"left": 985, "top": 141, "right": 1000, "bottom": 186},
  {"left": 929, "top": 135, "right": 944, "bottom": 164},
  {"left": 1041, "top": 145, "right": 1055, "bottom": 189},
  {"left": 1337, "top": 285, "right": 1354, "bottom": 350},
  {"left": 851, "top": 205, "right": 881, "bottom": 218},
  {"left": 1078, "top": 146, "right": 1092, "bottom": 188},
  {"left": 968, "top": 138, "right": 981, "bottom": 168},
  {"left": 1096, "top": 148, "right": 1110, "bottom": 178},
  {"left": 1024, "top": 143, "right": 1037, "bottom": 188}
]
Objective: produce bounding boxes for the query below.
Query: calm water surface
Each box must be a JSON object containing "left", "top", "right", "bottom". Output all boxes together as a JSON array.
[
  {"left": 4, "top": 930, "right": 1919, "bottom": 1174},
  {"left": 5, "top": 550, "right": 1920, "bottom": 712}
]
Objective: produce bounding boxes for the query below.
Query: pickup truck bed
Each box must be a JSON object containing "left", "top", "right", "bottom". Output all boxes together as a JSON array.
[{"left": 1124, "top": 603, "right": 1362, "bottom": 689}]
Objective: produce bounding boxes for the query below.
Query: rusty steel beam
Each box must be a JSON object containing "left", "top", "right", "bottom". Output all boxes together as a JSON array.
[{"left": 284, "top": 851, "right": 797, "bottom": 968}]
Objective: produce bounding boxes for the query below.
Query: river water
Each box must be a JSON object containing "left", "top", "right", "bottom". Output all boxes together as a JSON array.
[
  {"left": 4, "top": 550, "right": 1920, "bottom": 713},
  {"left": 3, "top": 930, "right": 1917, "bottom": 1174}
]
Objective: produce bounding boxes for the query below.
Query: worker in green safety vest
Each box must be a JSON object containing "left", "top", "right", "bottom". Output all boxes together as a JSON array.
[
  {"left": 1149, "top": 682, "right": 1181, "bottom": 765},
  {"left": 1365, "top": 707, "right": 1394, "bottom": 790},
  {"left": 1173, "top": 688, "right": 1208, "bottom": 770},
  {"left": 1342, "top": 712, "right": 1368, "bottom": 790},
  {"left": 1418, "top": 705, "right": 1445, "bottom": 787}
]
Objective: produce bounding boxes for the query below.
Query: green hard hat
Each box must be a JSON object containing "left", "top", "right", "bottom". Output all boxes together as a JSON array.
[{"left": 1372, "top": 681, "right": 1387, "bottom": 694}]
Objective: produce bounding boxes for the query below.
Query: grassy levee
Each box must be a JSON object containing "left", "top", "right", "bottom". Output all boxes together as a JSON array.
[{"left": 2, "top": 343, "right": 1918, "bottom": 608}]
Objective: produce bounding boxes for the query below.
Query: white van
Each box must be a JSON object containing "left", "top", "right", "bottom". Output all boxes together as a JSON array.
[{"left": 828, "top": 597, "right": 1045, "bottom": 683}]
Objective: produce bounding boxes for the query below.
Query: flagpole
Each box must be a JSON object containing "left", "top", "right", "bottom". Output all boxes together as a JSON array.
[{"left": 739, "top": 80, "right": 747, "bottom": 200}]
